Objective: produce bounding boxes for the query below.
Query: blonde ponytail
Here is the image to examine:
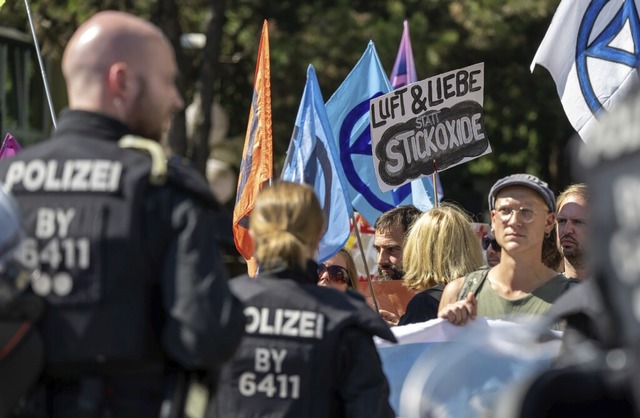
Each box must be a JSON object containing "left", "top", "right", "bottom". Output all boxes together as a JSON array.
[{"left": 250, "top": 182, "right": 324, "bottom": 270}]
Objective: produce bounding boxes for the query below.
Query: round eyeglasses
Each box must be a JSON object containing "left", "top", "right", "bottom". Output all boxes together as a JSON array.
[{"left": 495, "top": 207, "right": 544, "bottom": 224}]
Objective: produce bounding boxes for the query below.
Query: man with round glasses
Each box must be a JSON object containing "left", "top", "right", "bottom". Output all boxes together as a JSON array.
[{"left": 438, "top": 173, "right": 578, "bottom": 325}]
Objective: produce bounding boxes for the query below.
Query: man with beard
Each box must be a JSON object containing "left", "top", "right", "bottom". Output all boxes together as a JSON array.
[
  {"left": 373, "top": 205, "right": 422, "bottom": 280},
  {"left": 0, "top": 11, "right": 245, "bottom": 416},
  {"left": 556, "top": 183, "right": 590, "bottom": 280}
]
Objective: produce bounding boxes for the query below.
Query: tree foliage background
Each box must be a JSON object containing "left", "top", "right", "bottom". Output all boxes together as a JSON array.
[{"left": 1, "top": 0, "right": 575, "bottom": 216}]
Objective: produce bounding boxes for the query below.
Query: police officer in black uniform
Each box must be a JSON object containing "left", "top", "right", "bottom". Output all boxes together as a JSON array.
[
  {"left": 0, "top": 184, "right": 45, "bottom": 417},
  {"left": 0, "top": 11, "right": 244, "bottom": 417},
  {"left": 211, "top": 182, "right": 396, "bottom": 418}
]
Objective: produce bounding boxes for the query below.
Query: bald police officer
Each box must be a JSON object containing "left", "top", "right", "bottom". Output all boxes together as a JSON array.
[{"left": 0, "top": 11, "right": 244, "bottom": 417}]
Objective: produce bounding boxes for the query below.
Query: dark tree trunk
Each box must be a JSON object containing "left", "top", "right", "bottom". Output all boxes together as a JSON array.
[
  {"left": 191, "top": 0, "right": 226, "bottom": 175},
  {"left": 152, "top": 0, "right": 188, "bottom": 157}
]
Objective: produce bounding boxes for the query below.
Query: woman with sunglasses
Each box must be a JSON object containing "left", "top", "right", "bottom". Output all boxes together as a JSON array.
[
  {"left": 398, "top": 204, "right": 484, "bottom": 326},
  {"left": 212, "top": 182, "right": 395, "bottom": 418},
  {"left": 318, "top": 248, "right": 358, "bottom": 291}
]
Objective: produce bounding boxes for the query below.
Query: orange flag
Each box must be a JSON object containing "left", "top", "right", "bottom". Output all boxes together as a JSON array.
[{"left": 233, "top": 20, "right": 273, "bottom": 271}]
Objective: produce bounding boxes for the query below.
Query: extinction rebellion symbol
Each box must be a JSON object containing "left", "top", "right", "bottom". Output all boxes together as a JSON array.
[
  {"left": 577, "top": 0, "right": 640, "bottom": 117},
  {"left": 339, "top": 95, "right": 411, "bottom": 213}
]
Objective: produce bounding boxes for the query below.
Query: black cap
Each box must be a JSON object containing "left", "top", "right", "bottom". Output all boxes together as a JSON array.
[{"left": 488, "top": 173, "right": 555, "bottom": 212}]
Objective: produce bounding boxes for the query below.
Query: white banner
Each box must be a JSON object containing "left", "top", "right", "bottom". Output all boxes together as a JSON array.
[{"left": 376, "top": 318, "right": 561, "bottom": 416}]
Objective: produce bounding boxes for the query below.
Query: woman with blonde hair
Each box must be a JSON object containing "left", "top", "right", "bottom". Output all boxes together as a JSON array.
[
  {"left": 213, "top": 181, "right": 396, "bottom": 418},
  {"left": 398, "top": 203, "right": 484, "bottom": 325}
]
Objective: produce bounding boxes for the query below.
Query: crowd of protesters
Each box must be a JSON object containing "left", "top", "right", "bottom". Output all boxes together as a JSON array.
[{"left": 3, "top": 7, "right": 636, "bottom": 418}]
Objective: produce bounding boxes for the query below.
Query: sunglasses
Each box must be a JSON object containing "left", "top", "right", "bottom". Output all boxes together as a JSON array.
[
  {"left": 482, "top": 237, "right": 501, "bottom": 251},
  {"left": 317, "top": 264, "right": 349, "bottom": 284}
]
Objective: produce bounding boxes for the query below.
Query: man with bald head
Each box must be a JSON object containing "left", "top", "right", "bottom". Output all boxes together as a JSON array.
[
  {"left": 0, "top": 11, "right": 244, "bottom": 416},
  {"left": 62, "top": 10, "right": 183, "bottom": 141}
]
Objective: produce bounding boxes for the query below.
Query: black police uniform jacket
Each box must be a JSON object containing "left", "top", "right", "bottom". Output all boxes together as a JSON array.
[
  {"left": 212, "top": 261, "right": 397, "bottom": 418},
  {"left": 0, "top": 110, "right": 245, "bottom": 379}
]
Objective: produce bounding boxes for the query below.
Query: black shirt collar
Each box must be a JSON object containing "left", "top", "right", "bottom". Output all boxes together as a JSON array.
[
  {"left": 54, "top": 109, "right": 131, "bottom": 142},
  {"left": 258, "top": 259, "right": 319, "bottom": 285}
]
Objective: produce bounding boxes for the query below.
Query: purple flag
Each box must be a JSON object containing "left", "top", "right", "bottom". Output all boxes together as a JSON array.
[
  {"left": 390, "top": 20, "right": 444, "bottom": 201},
  {"left": 0, "top": 133, "right": 22, "bottom": 160},
  {"left": 390, "top": 20, "right": 417, "bottom": 89}
]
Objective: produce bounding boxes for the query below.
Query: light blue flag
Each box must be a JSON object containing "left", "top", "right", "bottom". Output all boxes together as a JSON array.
[
  {"left": 326, "top": 41, "right": 434, "bottom": 226},
  {"left": 281, "top": 65, "right": 353, "bottom": 262}
]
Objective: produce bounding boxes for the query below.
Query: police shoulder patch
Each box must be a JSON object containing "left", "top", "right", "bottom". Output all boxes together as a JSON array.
[{"left": 118, "top": 135, "right": 168, "bottom": 186}]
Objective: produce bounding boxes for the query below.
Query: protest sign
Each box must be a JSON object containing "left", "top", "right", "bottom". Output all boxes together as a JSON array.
[
  {"left": 473, "top": 222, "right": 490, "bottom": 240},
  {"left": 370, "top": 62, "right": 491, "bottom": 192},
  {"left": 357, "top": 280, "right": 415, "bottom": 319}
]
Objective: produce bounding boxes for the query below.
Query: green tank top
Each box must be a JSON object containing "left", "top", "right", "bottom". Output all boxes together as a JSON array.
[{"left": 458, "top": 268, "right": 577, "bottom": 319}]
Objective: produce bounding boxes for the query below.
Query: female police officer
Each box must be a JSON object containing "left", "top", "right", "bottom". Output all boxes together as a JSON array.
[{"left": 212, "top": 182, "right": 396, "bottom": 417}]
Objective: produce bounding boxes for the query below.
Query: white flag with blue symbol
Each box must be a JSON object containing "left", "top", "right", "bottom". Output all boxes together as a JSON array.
[{"left": 531, "top": 0, "right": 640, "bottom": 142}]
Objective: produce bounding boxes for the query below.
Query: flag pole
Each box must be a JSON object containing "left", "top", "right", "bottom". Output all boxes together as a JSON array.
[
  {"left": 432, "top": 160, "right": 439, "bottom": 208},
  {"left": 352, "top": 214, "right": 380, "bottom": 312},
  {"left": 24, "top": 0, "right": 57, "bottom": 129}
]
